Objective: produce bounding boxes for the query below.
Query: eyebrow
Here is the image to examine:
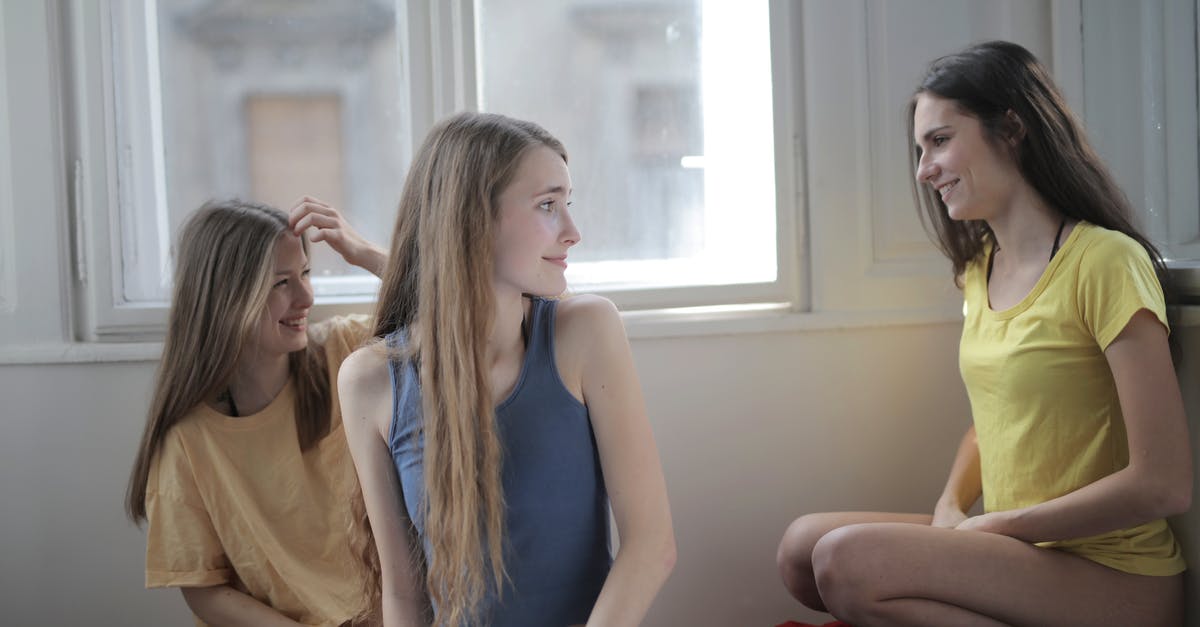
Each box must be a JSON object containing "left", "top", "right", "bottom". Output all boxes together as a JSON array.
[
  {"left": 919, "top": 125, "right": 951, "bottom": 144},
  {"left": 536, "top": 185, "right": 570, "bottom": 196},
  {"left": 275, "top": 266, "right": 310, "bottom": 276}
]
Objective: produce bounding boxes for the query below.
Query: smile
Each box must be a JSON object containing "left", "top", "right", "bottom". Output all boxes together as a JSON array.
[
  {"left": 280, "top": 316, "right": 307, "bottom": 330},
  {"left": 937, "top": 180, "right": 958, "bottom": 200}
]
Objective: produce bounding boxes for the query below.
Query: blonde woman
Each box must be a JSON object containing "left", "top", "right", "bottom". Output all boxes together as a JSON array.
[
  {"left": 126, "top": 197, "right": 386, "bottom": 626},
  {"left": 338, "top": 112, "right": 676, "bottom": 626}
]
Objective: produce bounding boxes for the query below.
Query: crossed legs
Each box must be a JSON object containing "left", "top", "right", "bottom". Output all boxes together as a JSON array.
[{"left": 776, "top": 512, "right": 1183, "bottom": 627}]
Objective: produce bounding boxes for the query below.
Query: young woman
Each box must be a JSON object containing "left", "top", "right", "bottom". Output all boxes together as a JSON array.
[
  {"left": 126, "top": 197, "right": 386, "bottom": 626},
  {"left": 338, "top": 112, "right": 676, "bottom": 627},
  {"left": 776, "top": 41, "right": 1191, "bottom": 626}
]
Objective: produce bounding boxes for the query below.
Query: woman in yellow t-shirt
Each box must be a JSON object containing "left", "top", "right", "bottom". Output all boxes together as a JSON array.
[
  {"left": 125, "top": 198, "right": 386, "bottom": 626},
  {"left": 777, "top": 41, "right": 1191, "bottom": 626}
]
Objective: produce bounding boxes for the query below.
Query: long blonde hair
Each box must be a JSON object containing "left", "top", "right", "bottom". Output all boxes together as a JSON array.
[
  {"left": 371, "top": 112, "right": 567, "bottom": 625},
  {"left": 126, "top": 199, "right": 332, "bottom": 522}
]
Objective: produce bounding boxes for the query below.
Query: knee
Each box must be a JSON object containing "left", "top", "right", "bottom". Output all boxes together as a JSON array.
[
  {"left": 776, "top": 515, "right": 835, "bottom": 610},
  {"left": 810, "top": 525, "right": 885, "bottom": 620}
]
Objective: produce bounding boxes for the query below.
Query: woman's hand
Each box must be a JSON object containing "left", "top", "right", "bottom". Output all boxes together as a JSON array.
[
  {"left": 288, "top": 196, "right": 387, "bottom": 277},
  {"left": 931, "top": 427, "right": 982, "bottom": 529},
  {"left": 954, "top": 511, "right": 1011, "bottom": 535},
  {"left": 931, "top": 497, "right": 968, "bottom": 529}
]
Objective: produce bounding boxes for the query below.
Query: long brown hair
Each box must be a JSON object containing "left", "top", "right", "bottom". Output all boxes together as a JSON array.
[
  {"left": 125, "top": 199, "right": 332, "bottom": 522},
  {"left": 907, "top": 40, "right": 1170, "bottom": 293},
  {"left": 369, "top": 112, "right": 566, "bottom": 626}
]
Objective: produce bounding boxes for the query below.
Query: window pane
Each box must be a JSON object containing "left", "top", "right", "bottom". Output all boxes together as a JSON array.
[
  {"left": 135, "top": 0, "right": 403, "bottom": 302},
  {"left": 245, "top": 93, "right": 349, "bottom": 277},
  {"left": 475, "top": 0, "right": 776, "bottom": 290}
]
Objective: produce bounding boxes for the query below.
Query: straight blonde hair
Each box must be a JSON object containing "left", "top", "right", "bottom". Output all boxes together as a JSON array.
[
  {"left": 369, "top": 112, "right": 567, "bottom": 626},
  {"left": 126, "top": 199, "right": 332, "bottom": 522}
]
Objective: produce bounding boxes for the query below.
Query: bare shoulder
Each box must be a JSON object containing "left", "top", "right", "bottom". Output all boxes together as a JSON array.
[
  {"left": 339, "top": 341, "right": 390, "bottom": 388},
  {"left": 553, "top": 294, "right": 630, "bottom": 392},
  {"left": 555, "top": 293, "right": 624, "bottom": 344},
  {"left": 337, "top": 341, "right": 393, "bottom": 439}
]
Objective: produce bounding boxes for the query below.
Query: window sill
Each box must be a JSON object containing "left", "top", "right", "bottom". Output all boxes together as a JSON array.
[
  {"left": 621, "top": 303, "right": 963, "bottom": 339},
  {"left": 0, "top": 304, "right": 966, "bottom": 365},
  {"left": 0, "top": 341, "right": 163, "bottom": 365}
]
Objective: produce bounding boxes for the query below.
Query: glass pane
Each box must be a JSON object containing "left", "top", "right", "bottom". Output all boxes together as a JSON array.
[
  {"left": 143, "top": 0, "right": 402, "bottom": 301},
  {"left": 476, "top": 0, "right": 776, "bottom": 290},
  {"left": 246, "top": 94, "right": 348, "bottom": 277}
]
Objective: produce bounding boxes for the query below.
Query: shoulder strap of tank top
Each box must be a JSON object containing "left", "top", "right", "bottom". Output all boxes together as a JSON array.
[{"left": 525, "top": 297, "right": 557, "bottom": 362}]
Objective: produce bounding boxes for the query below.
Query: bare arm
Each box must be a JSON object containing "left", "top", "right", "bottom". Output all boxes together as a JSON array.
[
  {"left": 958, "top": 310, "right": 1193, "bottom": 541},
  {"left": 932, "top": 426, "right": 982, "bottom": 528},
  {"left": 180, "top": 586, "right": 303, "bottom": 627},
  {"left": 289, "top": 196, "right": 387, "bottom": 277},
  {"left": 338, "top": 347, "right": 429, "bottom": 626},
  {"left": 559, "top": 296, "right": 676, "bottom": 627}
]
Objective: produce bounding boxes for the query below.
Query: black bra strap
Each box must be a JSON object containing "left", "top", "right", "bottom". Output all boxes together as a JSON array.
[
  {"left": 987, "top": 218, "right": 1068, "bottom": 283},
  {"left": 1050, "top": 218, "right": 1067, "bottom": 261}
]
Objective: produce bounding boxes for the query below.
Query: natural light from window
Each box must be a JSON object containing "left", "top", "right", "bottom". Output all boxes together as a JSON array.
[{"left": 476, "top": 0, "right": 776, "bottom": 292}]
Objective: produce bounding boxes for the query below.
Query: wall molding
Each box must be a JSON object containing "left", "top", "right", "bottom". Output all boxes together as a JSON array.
[{"left": 0, "top": 0, "right": 16, "bottom": 315}]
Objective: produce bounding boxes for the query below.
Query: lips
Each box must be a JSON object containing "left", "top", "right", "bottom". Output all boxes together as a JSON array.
[
  {"left": 279, "top": 315, "right": 307, "bottom": 330},
  {"left": 543, "top": 255, "right": 568, "bottom": 268},
  {"left": 936, "top": 180, "right": 958, "bottom": 200}
]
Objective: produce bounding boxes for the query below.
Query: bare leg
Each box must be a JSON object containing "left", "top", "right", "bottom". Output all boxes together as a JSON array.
[
  {"left": 812, "top": 522, "right": 1183, "bottom": 627},
  {"left": 776, "top": 511, "right": 931, "bottom": 611}
]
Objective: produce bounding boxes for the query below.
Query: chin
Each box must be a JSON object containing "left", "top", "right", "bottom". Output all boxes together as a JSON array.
[
  {"left": 280, "top": 337, "right": 309, "bottom": 355},
  {"left": 945, "top": 205, "right": 976, "bottom": 222}
]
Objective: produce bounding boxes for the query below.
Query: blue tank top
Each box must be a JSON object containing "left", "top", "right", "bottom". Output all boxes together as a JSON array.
[{"left": 386, "top": 297, "right": 612, "bottom": 626}]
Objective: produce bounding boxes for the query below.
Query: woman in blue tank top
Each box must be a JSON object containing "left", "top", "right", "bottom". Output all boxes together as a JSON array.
[{"left": 338, "top": 112, "right": 676, "bottom": 626}]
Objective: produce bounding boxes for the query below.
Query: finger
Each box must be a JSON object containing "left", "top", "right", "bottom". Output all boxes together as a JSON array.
[
  {"left": 292, "top": 195, "right": 330, "bottom": 211},
  {"left": 288, "top": 198, "right": 334, "bottom": 228},
  {"left": 293, "top": 213, "right": 334, "bottom": 237},
  {"left": 295, "top": 212, "right": 342, "bottom": 235}
]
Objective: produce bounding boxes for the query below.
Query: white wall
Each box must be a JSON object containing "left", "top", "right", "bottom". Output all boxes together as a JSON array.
[{"left": 0, "top": 320, "right": 970, "bottom": 626}]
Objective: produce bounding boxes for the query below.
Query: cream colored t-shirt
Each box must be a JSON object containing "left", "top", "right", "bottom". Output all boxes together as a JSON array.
[
  {"left": 960, "top": 222, "right": 1184, "bottom": 576},
  {"left": 145, "top": 315, "right": 373, "bottom": 625}
]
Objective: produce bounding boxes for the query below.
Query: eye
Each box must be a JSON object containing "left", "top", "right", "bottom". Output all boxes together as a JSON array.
[
  {"left": 932, "top": 135, "right": 949, "bottom": 147},
  {"left": 538, "top": 199, "right": 557, "bottom": 213},
  {"left": 273, "top": 279, "right": 288, "bottom": 288},
  {"left": 301, "top": 268, "right": 311, "bottom": 279}
]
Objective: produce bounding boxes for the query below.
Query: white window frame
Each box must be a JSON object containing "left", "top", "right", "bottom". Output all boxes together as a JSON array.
[
  {"left": 64, "top": 0, "right": 806, "bottom": 341},
  {"left": 46, "top": 0, "right": 1192, "bottom": 350}
]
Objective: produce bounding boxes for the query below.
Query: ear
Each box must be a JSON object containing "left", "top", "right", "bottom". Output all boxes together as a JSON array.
[{"left": 1002, "top": 109, "right": 1026, "bottom": 146}]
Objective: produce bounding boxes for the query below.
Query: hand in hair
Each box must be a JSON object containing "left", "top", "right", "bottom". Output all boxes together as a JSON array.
[{"left": 289, "top": 196, "right": 387, "bottom": 277}]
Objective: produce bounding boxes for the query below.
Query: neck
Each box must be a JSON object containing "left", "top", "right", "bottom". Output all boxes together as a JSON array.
[
  {"left": 227, "top": 351, "right": 290, "bottom": 416},
  {"left": 986, "top": 187, "right": 1065, "bottom": 263},
  {"left": 488, "top": 287, "right": 527, "bottom": 365}
]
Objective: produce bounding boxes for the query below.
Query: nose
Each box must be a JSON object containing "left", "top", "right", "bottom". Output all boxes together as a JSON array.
[
  {"left": 915, "top": 151, "right": 938, "bottom": 184},
  {"left": 560, "top": 207, "right": 581, "bottom": 247},
  {"left": 294, "top": 274, "right": 315, "bottom": 309}
]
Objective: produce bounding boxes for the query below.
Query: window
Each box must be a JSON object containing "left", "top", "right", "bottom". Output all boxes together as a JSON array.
[
  {"left": 475, "top": 0, "right": 778, "bottom": 302},
  {"left": 114, "top": 0, "right": 403, "bottom": 305},
  {"left": 69, "top": 0, "right": 796, "bottom": 340}
]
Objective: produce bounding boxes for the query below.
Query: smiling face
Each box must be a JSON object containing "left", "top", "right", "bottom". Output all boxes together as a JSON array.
[
  {"left": 248, "top": 232, "right": 314, "bottom": 358},
  {"left": 492, "top": 144, "right": 580, "bottom": 297},
  {"left": 912, "top": 93, "right": 1026, "bottom": 222}
]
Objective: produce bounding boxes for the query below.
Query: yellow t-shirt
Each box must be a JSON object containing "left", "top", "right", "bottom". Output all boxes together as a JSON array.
[
  {"left": 960, "top": 222, "right": 1185, "bottom": 576},
  {"left": 145, "top": 315, "right": 373, "bottom": 625}
]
